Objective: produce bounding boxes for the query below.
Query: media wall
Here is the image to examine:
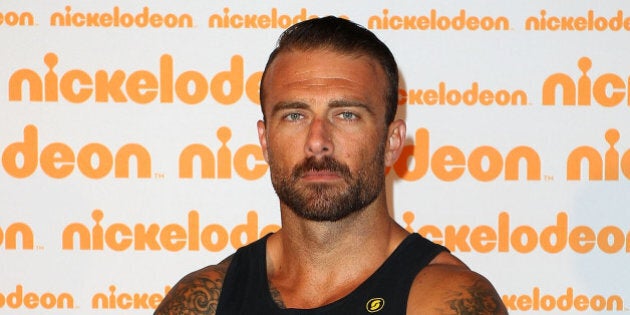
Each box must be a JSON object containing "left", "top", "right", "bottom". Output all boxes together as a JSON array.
[{"left": 1, "top": 1, "right": 628, "bottom": 314}]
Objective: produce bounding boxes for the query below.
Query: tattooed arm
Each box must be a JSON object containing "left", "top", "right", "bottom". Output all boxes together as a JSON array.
[
  {"left": 154, "top": 256, "right": 233, "bottom": 315},
  {"left": 407, "top": 253, "right": 508, "bottom": 315},
  {"left": 441, "top": 278, "right": 507, "bottom": 315}
]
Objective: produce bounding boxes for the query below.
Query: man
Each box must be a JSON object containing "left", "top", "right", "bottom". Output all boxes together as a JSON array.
[{"left": 155, "top": 16, "right": 508, "bottom": 314}]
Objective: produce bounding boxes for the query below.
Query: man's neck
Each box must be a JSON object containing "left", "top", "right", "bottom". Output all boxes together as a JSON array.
[{"left": 265, "top": 199, "right": 409, "bottom": 308}]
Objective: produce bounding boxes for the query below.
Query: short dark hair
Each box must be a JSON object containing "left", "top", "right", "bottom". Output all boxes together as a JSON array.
[{"left": 260, "top": 16, "right": 399, "bottom": 125}]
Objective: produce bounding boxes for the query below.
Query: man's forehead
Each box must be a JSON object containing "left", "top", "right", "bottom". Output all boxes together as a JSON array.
[
  {"left": 269, "top": 48, "right": 381, "bottom": 70},
  {"left": 260, "top": 48, "right": 389, "bottom": 117},
  {"left": 263, "top": 49, "right": 385, "bottom": 92}
]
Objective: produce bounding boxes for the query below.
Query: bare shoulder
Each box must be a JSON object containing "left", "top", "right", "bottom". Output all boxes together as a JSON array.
[
  {"left": 407, "top": 252, "right": 508, "bottom": 315},
  {"left": 154, "top": 256, "right": 233, "bottom": 315}
]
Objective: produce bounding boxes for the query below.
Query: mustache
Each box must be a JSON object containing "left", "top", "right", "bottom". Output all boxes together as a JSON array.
[{"left": 292, "top": 156, "right": 352, "bottom": 179}]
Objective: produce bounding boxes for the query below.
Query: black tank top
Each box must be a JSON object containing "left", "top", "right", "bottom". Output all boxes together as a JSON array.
[{"left": 216, "top": 233, "right": 447, "bottom": 314}]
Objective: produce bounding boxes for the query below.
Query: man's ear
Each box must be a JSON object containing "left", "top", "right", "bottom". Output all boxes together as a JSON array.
[
  {"left": 257, "top": 120, "right": 269, "bottom": 162},
  {"left": 384, "top": 119, "right": 406, "bottom": 167}
]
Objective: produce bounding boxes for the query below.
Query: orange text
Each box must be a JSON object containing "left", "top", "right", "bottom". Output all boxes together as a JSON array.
[{"left": 8, "top": 53, "right": 261, "bottom": 105}]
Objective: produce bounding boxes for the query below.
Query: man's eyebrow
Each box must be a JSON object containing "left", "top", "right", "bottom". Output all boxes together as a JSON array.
[
  {"left": 270, "top": 100, "right": 375, "bottom": 116},
  {"left": 270, "top": 101, "right": 309, "bottom": 116},
  {"left": 329, "top": 100, "right": 374, "bottom": 115}
]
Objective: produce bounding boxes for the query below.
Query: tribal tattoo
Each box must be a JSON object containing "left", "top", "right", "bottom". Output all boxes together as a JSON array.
[
  {"left": 154, "top": 260, "right": 231, "bottom": 315},
  {"left": 443, "top": 279, "right": 507, "bottom": 315}
]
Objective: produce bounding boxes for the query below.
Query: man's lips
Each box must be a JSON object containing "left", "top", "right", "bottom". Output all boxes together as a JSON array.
[
  {"left": 291, "top": 156, "right": 351, "bottom": 182},
  {"left": 300, "top": 169, "right": 343, "bottom": 181}
]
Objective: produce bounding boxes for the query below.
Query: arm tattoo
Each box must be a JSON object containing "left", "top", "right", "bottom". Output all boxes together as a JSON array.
[
  {"left": 154, "top": 259, "right": 231, "bottom": 315},
  {"left": 154, "top": 276, "right": 222, "bottom": 315},
  {"left": 445, "top": 280, "right": 506, "bottom": 315}
]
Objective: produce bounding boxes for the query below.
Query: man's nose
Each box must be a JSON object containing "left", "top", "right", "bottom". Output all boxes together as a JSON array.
[{"left": 305, "top": 118, "right": 333, "bottom": 158}]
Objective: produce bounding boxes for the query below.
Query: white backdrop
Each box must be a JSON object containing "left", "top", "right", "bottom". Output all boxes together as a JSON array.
[{"left": 1, "top": 1, "right": 628, "bottom": 314}]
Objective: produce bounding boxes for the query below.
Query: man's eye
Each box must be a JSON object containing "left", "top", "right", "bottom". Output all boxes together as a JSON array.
[
  {"left": 285, "top": 113, "right": 303, "bottom": 121},
  {"left": 338, "top": 112, "right": 358, "bottom": 120}
]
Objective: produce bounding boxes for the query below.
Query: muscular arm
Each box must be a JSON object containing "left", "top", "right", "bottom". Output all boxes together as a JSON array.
[
  {"left": 154, "top": 257, "right": 232, "bottom": 315},
  {"left": 438, "top": 277, "right": 507, "bottom": 315},
  {"left": 408, "top": 253, "right": 508, "bottom": 315}
]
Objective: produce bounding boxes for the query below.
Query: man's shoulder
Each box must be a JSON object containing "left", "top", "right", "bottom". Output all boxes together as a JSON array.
[
  {"left": 154, "top": 256, "right": 233, "bottom": 315},
  {"left": 407, "top": 251, "right": 508, "bottom": 314}
]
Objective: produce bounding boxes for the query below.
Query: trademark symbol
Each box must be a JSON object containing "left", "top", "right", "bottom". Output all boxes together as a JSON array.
[
  {"left": 544, "top": 175, "right": 554, "bottom": 181},
  {"left": 36, "top": 245, "right": 44, "bottom": 250},
  {"left": 154, "top": 172, "right": 165, "bottom": 179}
]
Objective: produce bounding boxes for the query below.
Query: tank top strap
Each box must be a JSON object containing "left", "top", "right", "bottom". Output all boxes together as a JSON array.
[
  {"left": 340, "top": 233, "right": 448, "bottom": 314},
  {"left": 216, "top": 233, "right": 275, "bottom": 314}
]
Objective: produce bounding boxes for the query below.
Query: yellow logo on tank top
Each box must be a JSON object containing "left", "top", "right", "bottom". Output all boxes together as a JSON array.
[{"left": 366, "top": 297, "right": 385, "bottom": 313}]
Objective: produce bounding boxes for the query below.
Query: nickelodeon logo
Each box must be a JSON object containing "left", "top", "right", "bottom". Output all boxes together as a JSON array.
[
  {"left": 390, "top": 128, "right": 541, "bottom": 181},
  {"left": 50, "top": 6, "right": 193, "bottom": 28},
  {"left": 403, "top": 211, "right": 630, "bottom": 254},
  {"left": 527, "top": 10, "right": 630, "bottom": 31},
  {"left": 1, "top": 125, "right": 266, "bottom": 180},
  {"left": 567, "top": 128, "right": 630, "bottom": 180},
  {"left": 179, "top": 126, "right": 267, "bottom": 179},
  {"left": 392, "top": 128, "right": 630, "bottom": 181},
  {"left": 543, "top": 56, "right": 630, "bottom": 107},
  {"left": 503, "top": 287, "right": 623, "bottom": 312},
  {"left": 399, "top": 82, "right": 528, "bottom": 106},
  {"left": 0, "top": 285, "right": 73, "bottom": 309},
  {"left": 208, "top": 7, "right": 320, "bottom": 29},
  {"left": 8, "top": 53, "right": 261, "bottom": 105},
  {"left": 2, "top": 125, "right": 151, "bottom": 179},
  {"left": 92, "top": 285, "right": 170, "bottom": 310},
  {"left": 62, "top": 209, "right": 279, "bottom": 251},
  {"left": 368, "top": 9, "right": 509, "bottom": 31}
]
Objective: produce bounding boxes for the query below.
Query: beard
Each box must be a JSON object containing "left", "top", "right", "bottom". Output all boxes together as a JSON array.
[{"left": 268, "top": 147, "right": 385, "bottom": 222}]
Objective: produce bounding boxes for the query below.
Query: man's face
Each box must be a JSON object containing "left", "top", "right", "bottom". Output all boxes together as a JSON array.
[{"left": 258, "top": 49, "right": 395, "bottom": 222}]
